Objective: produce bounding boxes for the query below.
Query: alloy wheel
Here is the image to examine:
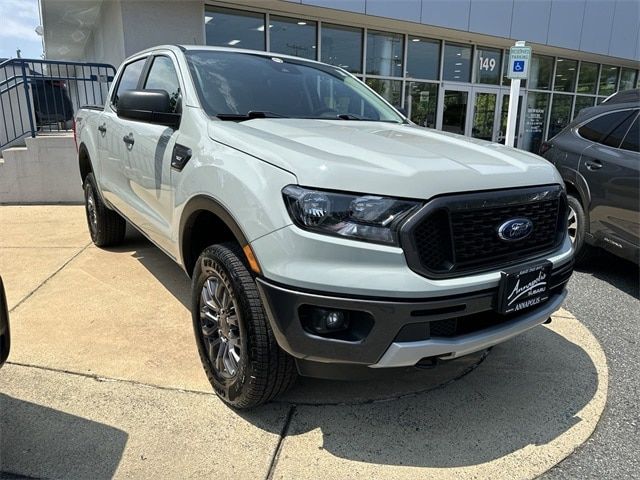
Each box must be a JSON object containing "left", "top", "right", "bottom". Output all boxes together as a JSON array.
[
  {"left": 86, "top": 187, "right": 98, "bottom": 237},
  {"left": 567, "top": 205, "right": 578, "bottom": 244},
  {"left": 199, "top": 272, "right": 242, "bottom": 379}
]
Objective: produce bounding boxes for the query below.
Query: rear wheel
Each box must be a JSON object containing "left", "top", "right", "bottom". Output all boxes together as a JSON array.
[
  {"left": 192, "top": 243, "right": 296, "bottom": 409},
  {"left": 567, "top": 194, "right": 592, "bottom": 265},
  {"left": 83, "top": 173, "right": 126, "bottom": 247}
]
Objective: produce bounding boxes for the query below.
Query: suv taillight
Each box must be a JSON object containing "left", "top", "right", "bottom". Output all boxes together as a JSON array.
[
  {"left": 72, "top": 118, "right": 77, "bottom": 151},
  {"left": 539, "top": 141, "right": 552, "bottom": 156}
]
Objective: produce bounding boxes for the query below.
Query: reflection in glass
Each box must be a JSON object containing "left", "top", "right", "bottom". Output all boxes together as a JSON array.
[
  {"left": 205, "top": 7, "right": 265, "bottom": 51},
  {"left": 599, "top": 65, "right": 619, "bottom": 96},
  {"left": 270, "top": 16, "right": 317, "bottom": 60},
  {"left": 443, "top": 43, "right": 471, "bottom": 82},
  {"left": 577, "top": 62, "right": 598, "bottom": 94},
  {"left": 472, "top": 92, "right": 497, "bottom": 140},
  {"left": 475, "top": 47, "right": 501, "bottom": 85},
  {"left": 523, "top": 92, "right": 550, "bottom": 153},
  {"left": 554, "top": 58, "right": 578, "bottom": 92},
  {"left": 573, "top": 96, "right": 595, "bottom": 119},
  {"left": 406, "top": 82, "right": 438, "bottom": 127},
  {"left": 321, "top": 24, "right": 362, "bottom": 74},
  {"left": 548, "top": 94, "right": 573, "bottom": 139},
  {"left": 407, "top": 37, "right": 440, "bottom": 80},
  {"left": 442, "top": 90, "right": 468, "bottom": 134},
  {"left": 366, "top": 30, "right": 404, "bottom": 77},
  {"left": 529, "top": 55, "right": 553, "bottom": 90},
  {"left": 365, "top": 78, "right": 402, "bottom": 107},
  {"left": 619, "top": 68, "right": 638, "bottom": 91}
]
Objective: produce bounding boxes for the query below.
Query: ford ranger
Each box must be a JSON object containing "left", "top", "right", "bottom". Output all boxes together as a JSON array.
[{"left": 75, "top": 46, "right": 574, "bottom": 409}]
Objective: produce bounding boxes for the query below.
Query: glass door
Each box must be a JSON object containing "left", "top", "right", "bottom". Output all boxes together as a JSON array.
[
  {"left": 438, "top": 86, "right": 471, "bottom": 135},
  {"left": 471, "top": 89, "right": 500, "bottom": 141}
]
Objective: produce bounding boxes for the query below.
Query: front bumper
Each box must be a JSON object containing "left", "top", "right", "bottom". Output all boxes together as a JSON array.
[{"left": 256, "top": 260, "right": 573, "bottom": 376}]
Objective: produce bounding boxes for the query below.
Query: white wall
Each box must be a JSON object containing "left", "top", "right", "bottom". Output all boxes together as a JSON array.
[{"left": 83, "top": 0, "right": 126, "bottom": 68}]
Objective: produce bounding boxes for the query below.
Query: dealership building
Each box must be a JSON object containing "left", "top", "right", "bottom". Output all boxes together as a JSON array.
[{"left": 40, "top": 0, "right": 639, "bottom": 153}]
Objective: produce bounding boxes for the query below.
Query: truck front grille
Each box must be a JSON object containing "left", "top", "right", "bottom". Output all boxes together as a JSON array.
[{"left": 401, "top": 185, "right": 567, "bottom": 278}]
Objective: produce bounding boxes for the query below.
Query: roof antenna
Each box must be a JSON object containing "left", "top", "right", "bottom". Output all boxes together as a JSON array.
[{"left": 16, "top": 49, "right": 21, "bottom": 59}]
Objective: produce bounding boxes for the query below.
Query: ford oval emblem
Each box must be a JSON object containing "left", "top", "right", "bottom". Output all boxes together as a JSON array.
[{"left": 498, "top": 218, "right": 534, "bottom": 242}]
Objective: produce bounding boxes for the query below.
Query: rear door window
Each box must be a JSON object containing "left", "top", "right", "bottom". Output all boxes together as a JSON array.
[
  {"left": 143, "top": 56, "right": 182, "bottom": 113},
  {"left": 620, "top": 116, "right": 639, "bottom": 152},
  {"left": 578, "top": 110, "right": 636, "bottom": 146},
  {"left": 112, "top": 58, "right": 147, "bottom": 107}
]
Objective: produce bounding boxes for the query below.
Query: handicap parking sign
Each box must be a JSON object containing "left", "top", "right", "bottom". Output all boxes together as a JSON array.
[{"left": 508, "top": 45, "right": 531, "bottom": 79}]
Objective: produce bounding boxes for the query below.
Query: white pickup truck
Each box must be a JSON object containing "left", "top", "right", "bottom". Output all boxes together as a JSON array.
[{"left": 75, "top": 45, "right": 574, "bottom": 409}]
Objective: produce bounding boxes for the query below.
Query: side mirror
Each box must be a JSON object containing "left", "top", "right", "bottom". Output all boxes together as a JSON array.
[{"left": 117, "top": 89, "right": 180, "bottom": 129}]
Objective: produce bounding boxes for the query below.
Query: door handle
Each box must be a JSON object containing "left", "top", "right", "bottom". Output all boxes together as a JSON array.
[
  {"left": 585, "top": 159, "right": 602, "bottom": 170},
  {"left": 122, "top": 134, "right": 135, "bottom": 147},
  {"left": 98, "top": 124, "right": 106, "bottom": 134}
]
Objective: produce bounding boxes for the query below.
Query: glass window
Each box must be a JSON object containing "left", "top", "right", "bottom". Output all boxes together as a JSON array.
[
  {"left": 577, "top": 62, "right": 598, "bottom": 93},
  {"left": 185, "top": 50, "right": 404, "bottom": 122},
  {"left": 472, "top": 92, "right": 497, "bottom": 140},
  {"left": 578, "top": 110, "right": 636, "bottom": 143},
  {"left": 599, "top": 65, "right": 619, "bottom": 96},
  {"left": 442, "top": 90, "right": 468, "bottom": 134},
  {"left": 365, "top": 78, "right": 402, "bottom": 108},
  {"left": 619, "top": 68, "right": 638, "bottom": 91},
  {"left": 475, "top": 47, "right": 501, "bottom": 85},
  {"left": 321, "top": 24, "right": 362, "bottom": 74},
  {"left": 406, "top": 82, "right": 438, "bottom": 128},
  {"left": 270, "top": 16, "right": 317, "bottom": 60},
  {"left": 366, "top": 30, "right": 403, "bottom": 77},
  {"left": 554, "top": 58, "right": 577, "bottom": 92},
  {"left": 406, "top": 36, "right": 440, "bottom": 80},
  {"left": 522, "top": 91, "right": 550, "bottom": 152},
  {"left": 621, "top": 115, "right": 639, "bottom": 152},
  {"left": 112, "top": 58, "right": 146, "bottom": 106},
  {"left": 205, "top": 7, "right": 265, "bottom": 51},
  {"left": 602, "top": 111, "right": 637, "bottom": 148},
  {"left": 144, "top": 56, "right": 181, "bottom": 113},
  {"left": 548, "top": 94, "right": 573, "bottom": 139},
  {"left": 443, "top": 43, "right": 471, "bottom": 82},
  {"left": 528, "top": 55, "right": 553, "bottom": 90},
  {"left": 573, "top": 96, "right": 595, "bottom": 119}
]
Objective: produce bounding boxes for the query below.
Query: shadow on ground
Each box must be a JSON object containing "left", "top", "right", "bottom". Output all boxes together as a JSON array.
[
  {"left": 0, "top": 395, "right": 127, "bottom": 479},
  {"left": 576, "top": 249, "right": 639, "bottom": 299},
  {"left": 121, "top": 227, "right": 601, "bottom": 469}
]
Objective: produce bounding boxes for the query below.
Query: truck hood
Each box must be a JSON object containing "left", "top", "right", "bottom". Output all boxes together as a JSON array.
[{"left": 208, "top": 119, "right": 562, "bottom": 199}]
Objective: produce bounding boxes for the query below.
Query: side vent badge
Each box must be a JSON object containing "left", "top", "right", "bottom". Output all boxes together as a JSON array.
[{"left": 171, "top": 144, "right": 192, "bottom": 171}]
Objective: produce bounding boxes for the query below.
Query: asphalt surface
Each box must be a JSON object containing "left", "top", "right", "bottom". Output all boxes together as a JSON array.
[{"left": 543, "top": 249, "right": 640, "bottom": 479}]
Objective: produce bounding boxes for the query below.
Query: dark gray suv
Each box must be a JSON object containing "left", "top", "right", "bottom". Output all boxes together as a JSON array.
[{"left": 541, "top": 90, "right": 639, "bottom": 265}]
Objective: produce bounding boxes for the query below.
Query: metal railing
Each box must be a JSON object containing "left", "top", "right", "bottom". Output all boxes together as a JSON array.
[{"left": 0, "top": 58, "right": 116, "bottom": 150}]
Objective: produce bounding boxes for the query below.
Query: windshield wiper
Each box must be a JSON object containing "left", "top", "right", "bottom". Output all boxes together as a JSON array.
[{"left": 216, "top": 111, "right": 287, "bottom": 121}]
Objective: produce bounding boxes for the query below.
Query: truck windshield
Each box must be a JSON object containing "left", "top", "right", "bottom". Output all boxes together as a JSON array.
[{"left": 184, "top": 50, "right": 405, "bottom": 123}]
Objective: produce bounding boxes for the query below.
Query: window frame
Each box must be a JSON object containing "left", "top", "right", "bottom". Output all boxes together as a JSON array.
[{"left": 619, "top": 110, "right": 640, "bottom": 153}]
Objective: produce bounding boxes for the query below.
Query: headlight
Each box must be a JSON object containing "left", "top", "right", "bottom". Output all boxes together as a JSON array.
[{"left": 282, "top": 185, "right": 421, "bottom": 245}]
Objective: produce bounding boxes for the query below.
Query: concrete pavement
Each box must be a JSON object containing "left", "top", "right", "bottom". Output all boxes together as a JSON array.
[{"left": 0, "top": 206, "right": 608, "bottom": 479}]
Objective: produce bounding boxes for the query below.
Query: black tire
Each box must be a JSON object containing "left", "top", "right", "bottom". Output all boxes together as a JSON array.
[
  {"left": 83, "top": 172, "right": 126, "bottom": 247},
  {"left": 567, "top": 194, "right": 592, "bottom": 265},
  {"left": 192, "top": 243, "right": 296, "bottom": 409}
]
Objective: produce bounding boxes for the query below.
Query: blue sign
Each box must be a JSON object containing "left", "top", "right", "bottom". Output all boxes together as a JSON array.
[{"left": 513, "top": 60, "right": 525, "bottom": 72}]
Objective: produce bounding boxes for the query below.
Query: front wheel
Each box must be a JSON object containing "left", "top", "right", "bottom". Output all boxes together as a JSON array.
[{"left": 191, "top": 243, "right": 296, "bottom": 409}]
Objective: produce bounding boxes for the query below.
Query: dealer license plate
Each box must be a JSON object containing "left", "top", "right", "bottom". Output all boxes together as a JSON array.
[{"left": 498, "top": 261, "right": 552, "bottom": 314}]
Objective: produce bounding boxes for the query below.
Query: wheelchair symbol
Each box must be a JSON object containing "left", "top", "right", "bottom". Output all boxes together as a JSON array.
[{"left": 513, "top": 60, "right": 525, "bottom": 72}]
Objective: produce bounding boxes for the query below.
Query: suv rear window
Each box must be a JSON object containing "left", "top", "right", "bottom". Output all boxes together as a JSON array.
[
  {"left": 621, "top": 116, "right": 639, "bottom": 152},
  {"left": 578, "top": 110, "right": 636, "bottom": 146}
]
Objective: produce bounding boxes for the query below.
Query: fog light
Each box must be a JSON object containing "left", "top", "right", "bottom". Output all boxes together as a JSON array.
[{"left": 310, "top": 308, "right": 349, "bottom": 334}]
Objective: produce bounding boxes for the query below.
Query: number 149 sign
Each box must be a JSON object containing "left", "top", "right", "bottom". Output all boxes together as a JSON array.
[{"left": 478, "top": 56, "right": 497, "bottom": 72}]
